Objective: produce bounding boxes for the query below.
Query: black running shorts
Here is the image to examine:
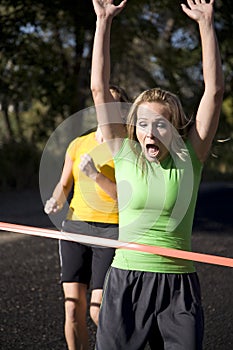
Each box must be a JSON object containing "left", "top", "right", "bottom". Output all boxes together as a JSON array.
[
  {"left": 59, "top": 220, "right": 118, "bottom": 289},
  {"left": 96, "top": 267, "right": 204, "bottom": 350}
]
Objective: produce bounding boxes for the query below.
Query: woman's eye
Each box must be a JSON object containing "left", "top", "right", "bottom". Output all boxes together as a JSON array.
[
  {"left": 157, "top": 121, "right": 167, "bottom": 128},
  {"left": 138, "top": 122, "right": 147, "bottom": 128}
]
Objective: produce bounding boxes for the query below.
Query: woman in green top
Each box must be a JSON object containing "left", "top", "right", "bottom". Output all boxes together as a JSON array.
[{"left": 90, "top": 0, "right": 224, "bottom": 349}]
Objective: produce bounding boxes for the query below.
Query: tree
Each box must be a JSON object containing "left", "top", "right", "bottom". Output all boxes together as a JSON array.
[
  {"left": 0, "top": 0, "right": 96, "bottom": 142},
  {"left": 0, "top": 0, "right": 232, "bottom": 186}
]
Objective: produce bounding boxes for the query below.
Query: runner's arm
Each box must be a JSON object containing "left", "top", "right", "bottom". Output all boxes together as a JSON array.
[
  {"left": 44, "top": 154, "right": 73, "bottom": 214},
  {"left": 182, "top": 0, "right": 224, "bottom": 162}
]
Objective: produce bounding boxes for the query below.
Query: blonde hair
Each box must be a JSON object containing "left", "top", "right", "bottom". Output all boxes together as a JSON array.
[{"left": 126, "top": 88, "right": 192, "bottom": 165}]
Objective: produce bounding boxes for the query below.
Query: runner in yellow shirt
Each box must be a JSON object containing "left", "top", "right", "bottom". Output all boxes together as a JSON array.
[{"left": 44, "top": 85, "right": 129, "bottom": 350}]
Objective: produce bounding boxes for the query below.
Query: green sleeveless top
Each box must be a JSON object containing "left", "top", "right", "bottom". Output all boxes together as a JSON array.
[{"left": 112, "top": 138, "right": 203, "bottom": 273}]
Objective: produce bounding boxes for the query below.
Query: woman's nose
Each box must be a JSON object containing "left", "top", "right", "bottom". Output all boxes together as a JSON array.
[{"left": 146, "top": 125, "right": 156, "bottom": 138}]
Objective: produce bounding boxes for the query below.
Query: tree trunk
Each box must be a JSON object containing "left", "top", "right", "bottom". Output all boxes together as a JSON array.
[{"left": 1, "top": 99, "right": 14, "bottom": 141}]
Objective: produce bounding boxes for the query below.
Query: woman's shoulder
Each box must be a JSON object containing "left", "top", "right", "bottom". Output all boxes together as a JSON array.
[
  {"left": 114, "top": 138, "right": 137, "bottom": 162},
  {"left": 185, "top": 138, "right": 203, "bottom": 169}
]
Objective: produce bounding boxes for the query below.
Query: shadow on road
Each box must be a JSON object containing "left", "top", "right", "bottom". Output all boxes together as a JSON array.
[{"left": 193, "top": 182, "right": 233, "bottom": 233}]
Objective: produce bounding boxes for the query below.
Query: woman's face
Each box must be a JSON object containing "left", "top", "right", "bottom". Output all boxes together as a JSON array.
[{"left": 136, "top": 102, "right": 173, "bottom": 163}]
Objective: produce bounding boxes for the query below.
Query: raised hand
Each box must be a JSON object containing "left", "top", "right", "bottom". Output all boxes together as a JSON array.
[
  {"left": 181, "top": 0, "right": 214, "bottom": 23},
  {"left": 92, "top": 0, "right": 127, "bottom": 19}
]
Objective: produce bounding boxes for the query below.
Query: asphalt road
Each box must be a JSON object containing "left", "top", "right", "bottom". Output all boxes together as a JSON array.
[{"left": 0, "top": 182, "right": 232, "bottom": 350}]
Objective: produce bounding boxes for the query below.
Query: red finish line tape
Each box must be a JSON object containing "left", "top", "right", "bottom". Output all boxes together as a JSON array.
[{"left": 0, "top": 221, "right": 233, "bottom": 268}]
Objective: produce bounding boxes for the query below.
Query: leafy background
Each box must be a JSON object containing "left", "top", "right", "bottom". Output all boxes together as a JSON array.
[{"left": 0, "top": 0, "right": 232, "bottom": 190}]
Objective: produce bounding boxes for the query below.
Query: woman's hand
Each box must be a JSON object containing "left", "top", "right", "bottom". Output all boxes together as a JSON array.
[
  {"left": 92, "top": 0, "right": 127, "bottom": 20},
  {"left": 79, "top": 154, "right": 99, "bottom": 181},
  {"left": 44, "top": 197, "right": 62, "bottom": 214},
  {"left": 181, "top": 0, "right": 214, "bottom": 23}
]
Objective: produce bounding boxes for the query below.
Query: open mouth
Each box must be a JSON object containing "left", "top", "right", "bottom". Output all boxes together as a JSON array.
[{"left": 146, "top": 144, "right": 159, "bottom": 158}]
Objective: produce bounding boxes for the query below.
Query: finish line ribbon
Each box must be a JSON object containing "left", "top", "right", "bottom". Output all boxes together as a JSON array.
[{"left": 0, "top": 221, "right": 232, "bottom": 268}]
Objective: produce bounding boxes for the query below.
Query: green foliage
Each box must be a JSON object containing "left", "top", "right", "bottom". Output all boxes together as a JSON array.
[
  {"left": 0, "top": 0, "right": 232, "bottom": 186},
  {"left": 222, "top": 97, "right": 233, "bottom": 126}
]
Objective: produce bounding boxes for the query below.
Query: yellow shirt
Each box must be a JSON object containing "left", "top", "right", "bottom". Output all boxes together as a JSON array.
[{"left": 67, "top": 132, "right": 118, "bottom": 223}]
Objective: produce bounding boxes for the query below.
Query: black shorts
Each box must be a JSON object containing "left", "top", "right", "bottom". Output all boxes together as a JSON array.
[
  {"left": 96, "top": 267, "right": 204, "bottom": 350},
  {"left": 59, "top": 220, "right": 118, "bottom": 289}
]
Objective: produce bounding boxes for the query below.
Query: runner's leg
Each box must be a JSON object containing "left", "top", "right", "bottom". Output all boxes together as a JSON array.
[
  {"left": 90, "top": 289, "right": 102, "bottom": 326},
  {"left": 63, "top": 282, "right": 88, "bottom": 350},
  {"left": 90, "top": 223, "right": 117, "bottom": 326}
]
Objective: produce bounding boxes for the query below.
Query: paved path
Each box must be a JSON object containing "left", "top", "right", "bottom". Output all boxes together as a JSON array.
[{"left": 0, "top": 182, "right": 232, "bottom": 349}]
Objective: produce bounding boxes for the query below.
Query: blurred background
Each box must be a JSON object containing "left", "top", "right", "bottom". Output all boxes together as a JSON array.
[
  {"left": 0, "top": 0, "right": 232, "bottom": 192},
  {"left": 0, "top": 1, "right": 232, "bottom": 349}
]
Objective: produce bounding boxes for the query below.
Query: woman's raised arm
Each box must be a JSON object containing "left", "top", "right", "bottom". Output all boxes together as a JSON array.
[
  {"left": 91, "top": 0, "right": 127, "bottom": 152},
  {"left": 182, "top": 0, "right": 224, "bottom": 162}
]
